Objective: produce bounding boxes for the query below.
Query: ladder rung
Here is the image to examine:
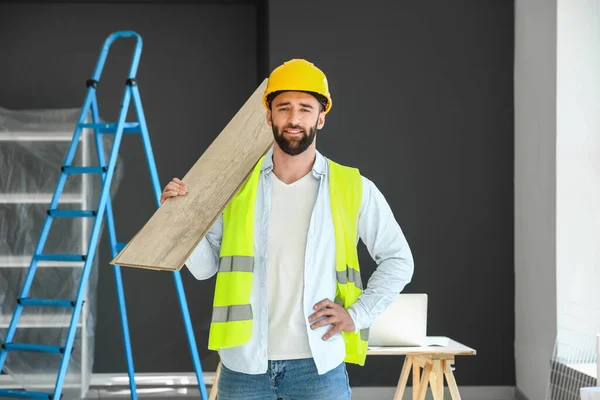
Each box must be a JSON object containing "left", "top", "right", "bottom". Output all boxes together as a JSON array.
[
  {"left": 80, "top": 122, "right": 141, "bottom": 134},
  {"left": 2, "top": 343, "right": 65, "bottom": 354},
  {"left": 47, "top": 209, "right": 97, "bottom": 218},
  {"left": 35, "top": 254, "right": 87, "bottom": 262},
  {"left": 61, "top": 166, "right": 106, "bottom": 174},
  {"left": 17, "top": 298, "right": 75, "bottom": 308},
  {"left": 0, "top": 389, "right": 53, "bottom": 399}
]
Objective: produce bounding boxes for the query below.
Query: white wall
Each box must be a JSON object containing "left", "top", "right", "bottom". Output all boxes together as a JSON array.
[
  {"left": 556, "top": 0, "right": 600, "bottom": 361},
  {"left": 514, "top": 0, "right": 557, "bottom": 399},
  {"left": 516, "top": 0, "right": 600, "bottom": 397}
]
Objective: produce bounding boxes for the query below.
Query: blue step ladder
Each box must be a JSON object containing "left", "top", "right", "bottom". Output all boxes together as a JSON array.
[{"left": 0, "top": 31, "right": 209, "bottom": 400}]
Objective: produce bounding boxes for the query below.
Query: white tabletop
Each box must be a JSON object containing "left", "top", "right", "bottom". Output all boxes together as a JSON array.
[{"left": 367, "top": 336, "right": 476, "bottom": 356}]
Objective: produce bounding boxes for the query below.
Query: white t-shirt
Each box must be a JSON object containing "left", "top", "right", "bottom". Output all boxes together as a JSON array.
[{"left": 266, "top": 171, "right": 319, "bottom": 360}]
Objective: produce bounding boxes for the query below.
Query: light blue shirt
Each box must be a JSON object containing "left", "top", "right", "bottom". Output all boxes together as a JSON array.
[{"left": 185, "top": 147, "right": 414, "bottom": 375}]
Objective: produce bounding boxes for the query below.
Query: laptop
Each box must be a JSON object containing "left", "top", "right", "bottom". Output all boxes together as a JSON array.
[{"left": 368, "top": 293, "right": 428, "bottom": 347}]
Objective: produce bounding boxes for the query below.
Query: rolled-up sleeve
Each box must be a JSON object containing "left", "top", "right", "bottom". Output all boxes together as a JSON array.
[
  {"left": 347, "top": 176, "right": 414, "bottom": 332},
  {"left": 185, "top": 214, "right": 223, "bottom": 280}
]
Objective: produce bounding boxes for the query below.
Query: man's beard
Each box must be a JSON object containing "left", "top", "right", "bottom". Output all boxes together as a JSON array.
[{"left": 272, "top": 119, "right": 318, "bottom": 156}]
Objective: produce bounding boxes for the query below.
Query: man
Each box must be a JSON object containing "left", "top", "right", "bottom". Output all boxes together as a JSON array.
[{"left": 160, "top": 59, "right": 414, "bottom": 399}]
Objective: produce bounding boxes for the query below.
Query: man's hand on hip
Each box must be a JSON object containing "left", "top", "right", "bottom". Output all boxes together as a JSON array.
[{"left": 308, "top": 299, "right": 356, "bottom": 341}]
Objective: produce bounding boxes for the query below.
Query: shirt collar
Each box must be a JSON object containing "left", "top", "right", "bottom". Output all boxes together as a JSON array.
[{"left": 260, "top": 146, "right": 327, "bottom": 178}]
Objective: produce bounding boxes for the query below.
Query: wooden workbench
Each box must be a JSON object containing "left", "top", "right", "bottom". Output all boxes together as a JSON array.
[{"left": 367, "top": 336, "right": 476, "bottom": 400}]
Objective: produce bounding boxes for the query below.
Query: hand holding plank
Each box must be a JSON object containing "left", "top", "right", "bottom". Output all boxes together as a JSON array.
[{"left": 160, "top": 177, "right": 188, "bottom": 205}]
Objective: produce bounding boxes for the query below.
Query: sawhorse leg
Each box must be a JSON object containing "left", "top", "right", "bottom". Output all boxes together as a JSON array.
[
  {"left": 393, "top": 356, "right": 413, "bottom": 399},
  {"left": 393, "top": 355, "right": 462, "bottom": 400},
  {"left": 442, "top": 359, "right": 461, "bottom": 399},
  {"left": 209, "top": 360, "right": 222, "bottom": 400}
]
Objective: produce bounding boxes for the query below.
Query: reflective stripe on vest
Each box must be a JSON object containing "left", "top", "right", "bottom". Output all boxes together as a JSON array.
[
  {"left": 335, "top": 267, "right": 363, "bottom": 290},
  {"left": 219, "top": 256, "right": 254, "bottom": 273},
  {"left": 212, "top": 304, "right": 253, "bottom": 323},
  {"left": 208, "top": 156, "right": 369, "bottom": 366}
]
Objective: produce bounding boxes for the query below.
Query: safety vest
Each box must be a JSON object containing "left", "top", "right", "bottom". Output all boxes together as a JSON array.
[{"left": 207, "top": 156, "right": 369, "bottom": 366}]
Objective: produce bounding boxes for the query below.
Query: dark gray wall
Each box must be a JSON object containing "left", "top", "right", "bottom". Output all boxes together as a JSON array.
[
  {"left": 268, "top": 0, "right": 515, "bottom": 387},
  {"left": 0, "top": 1, "right": 258, "bottom": 373},
  {"left": 0, "top": 0, "right": 515, "bottom": 388}
]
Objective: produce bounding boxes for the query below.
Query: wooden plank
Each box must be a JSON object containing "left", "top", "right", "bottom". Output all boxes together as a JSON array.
[{"left": 110, "top": 79, "right": 273, "bottom": 271}]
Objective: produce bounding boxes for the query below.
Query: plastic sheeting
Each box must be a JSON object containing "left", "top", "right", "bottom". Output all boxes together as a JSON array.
[{"left": 0, "top": 106, "right": 124, "bottom": 398}]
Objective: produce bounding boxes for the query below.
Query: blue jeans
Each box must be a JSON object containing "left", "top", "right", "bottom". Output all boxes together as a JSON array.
[{"left": 217, "top": 358, "right": 352, "bottom": 400}]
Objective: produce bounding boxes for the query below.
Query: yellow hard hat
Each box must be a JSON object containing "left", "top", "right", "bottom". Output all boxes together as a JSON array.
[{"left": 263, "top": 59, "right": 332, "bottom": 114}]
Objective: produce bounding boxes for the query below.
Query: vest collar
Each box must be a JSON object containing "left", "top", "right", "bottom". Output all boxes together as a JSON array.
[{"left": 260, "top": 146, "right": 327, "bottom": 178}]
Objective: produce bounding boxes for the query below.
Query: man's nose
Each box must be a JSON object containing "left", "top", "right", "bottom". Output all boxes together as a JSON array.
[{"left": 289, "top": 109, "right": 301, "bottom": 125}]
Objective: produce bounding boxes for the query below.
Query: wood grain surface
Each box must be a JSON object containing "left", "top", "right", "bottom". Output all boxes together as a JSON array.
[{"left": 110, "top": 79, "right": 273, "bottom": 271}]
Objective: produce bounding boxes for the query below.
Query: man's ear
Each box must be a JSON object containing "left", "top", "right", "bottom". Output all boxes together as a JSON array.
[
  {"left": 317, "top": 112, "right": 326, "bottom": 130},
  {"left": 266, "top": 109, "right": 272, "bottom": 126}
]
